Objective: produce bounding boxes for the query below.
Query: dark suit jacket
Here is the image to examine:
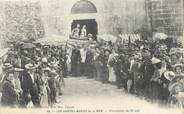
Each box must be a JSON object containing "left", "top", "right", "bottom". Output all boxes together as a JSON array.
[
  {"left": 20, "top": 71, "right": 40, "bottom": 102},
  {"left": 1, "top": 80, "right": 18, "bottom": 106}
]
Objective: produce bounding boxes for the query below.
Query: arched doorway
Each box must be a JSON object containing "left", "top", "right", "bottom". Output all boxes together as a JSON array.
[
  {"left": 71, "top": 19, "right": 98, "bottom": 40},
  {"left": 70, "top": 0, "right": 98, "bottom": 40},
  {"left": 71, "top": 0, "right": 97, "bottom": 14}
]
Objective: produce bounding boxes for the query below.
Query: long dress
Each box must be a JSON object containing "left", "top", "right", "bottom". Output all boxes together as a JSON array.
[
  {"left": 40, "top": 76, "right": 49, "bottom": 107},
  {"left": 80, "top": 28, "right": 87, "bottom": 38},
  {"left": 66, "top": 49, "right": 72, "bottom": 73},
  {"left": 108, "top": 53, "right": 118, "bottom": 83}
]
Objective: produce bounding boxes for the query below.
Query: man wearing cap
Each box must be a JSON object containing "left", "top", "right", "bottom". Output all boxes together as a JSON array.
[{"left": 21, "top": 63, "right": 41, "bottom": 107}]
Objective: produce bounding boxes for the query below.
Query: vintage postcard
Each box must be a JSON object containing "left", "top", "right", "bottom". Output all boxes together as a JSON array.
[{"left": 0, "top": 0, "right": 183, "bottom": 114}]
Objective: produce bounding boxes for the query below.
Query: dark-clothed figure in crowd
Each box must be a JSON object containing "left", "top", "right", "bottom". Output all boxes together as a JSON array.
[
  {"left": 114, "top": 54, "right": 122, "bottom": 89},
  {"left": 1, "top": 69, "right": 18, "bottom": 107},
  {"left": 71, "top": 46, "right": 81, "bottom": 76},
  {"left": 95, "top": 47, "right": 104, "bottom": 81},
  {"left": 150, "top": 58, "right": 162, "bottom": 102},
  {"left": 139, "top": 54, "right": 154, "bottom": 98},
  {"left": 101, "top": 49, "right": 110, "bottom": 83},
  {"left": 48, "top": 71, "right": 57, "bottom": 106},
  {"left": 21, "top": 64, "right": 41, "bottom": 107},
  {"left": 85, "top": 48, "right": 95, "bottom": 78},
  {"left": 59, "top": 50, "right": 68, "bottom": 78},
  {"left": 121, "top": 54, "right": 130, "bottom": 91}
]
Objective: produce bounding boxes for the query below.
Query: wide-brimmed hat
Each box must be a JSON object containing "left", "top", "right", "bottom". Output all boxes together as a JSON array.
[
  {"left": 163, "top": 71, "right": 175, "bottom": 81},
  {"left": 25, "top": 63, "right": 36, "bottom": 70},
  {"left": 151, "top": 57, "right": 161, "bottom": 64},
  {"left": 2, "top": 63, "right": 14, "bottom": 72},
  {"left": 173, "top": 63, "right": 184, "bottom": 69},
  {"left": 41, "top": 57, "right": 48, "bottom": 63},
  {"left": 2, "top": 63, "right": 13, "bottom": 69},
  {"left": 14, "top": 68, "right": 24, "bottom": 72}
]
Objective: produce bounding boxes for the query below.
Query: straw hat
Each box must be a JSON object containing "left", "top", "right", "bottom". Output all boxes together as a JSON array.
[
  {"left": 163, "top": 71, "right": 175, "bottom": 81},
  {"left": 14, "top": 68, "right": 24, "bottom": 72},
  {"left": 151, "top": 57, "right": 161, "bottom": 64},
  {"left": 173, "top": 63, "right": 184, "bottom": 70},
  {"left": 25, "top": 63, "right": 36, "bottom": 70},
  {"left": 2, "top": 63, "right": 13, "bottom": 70}
]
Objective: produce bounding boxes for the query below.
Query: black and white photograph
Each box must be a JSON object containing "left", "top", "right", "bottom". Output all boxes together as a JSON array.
[{"left": 0, "top": 0, "right": 183, "bottom": 114}]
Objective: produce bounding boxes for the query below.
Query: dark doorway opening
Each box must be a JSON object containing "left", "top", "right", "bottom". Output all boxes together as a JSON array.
[{"left": 71, "top": 19, "right": 98, "bottom": 40}]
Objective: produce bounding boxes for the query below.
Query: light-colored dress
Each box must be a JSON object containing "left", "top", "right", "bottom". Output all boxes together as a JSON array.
[
  {"left": 80, "top": 28, "right": 87, "bottom": 38},
  {"left": 40, "top": 76, "right": 49, "bottom": 107},
  {"left": 72, "top": 28, "right": 80, "bottom": 38},
  {"left": 66, "top": 49, "right": 72, "bottom": 73},
  {"left": 107, "top": 53, "right": 118, "bottom": 82}
]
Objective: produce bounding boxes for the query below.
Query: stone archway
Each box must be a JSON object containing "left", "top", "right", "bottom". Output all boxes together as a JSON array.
[
  {"left": 70, "top": 0, "right": 98, "bottom": 39},
  {"left": 71, "top": 0, "right": 97, "bottom": 14}
]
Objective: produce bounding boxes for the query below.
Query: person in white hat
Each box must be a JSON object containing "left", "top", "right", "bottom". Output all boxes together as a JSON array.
[
  {"left": 21, "top": 63, "right": 41, "bottom": 107},
  {"left": 1, "top": 63, "right": 13, "bottom": 83},
  {"left": 150, "top": 57, "right": 162, "bottom": 102}
]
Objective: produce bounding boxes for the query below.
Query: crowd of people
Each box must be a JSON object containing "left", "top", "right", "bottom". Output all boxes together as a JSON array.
[
  {"left": 0, "top": 34, "right": 184, "bottom": 108},
  {"left": 0, "top": 42, "right": 66, "bottom": 108}
]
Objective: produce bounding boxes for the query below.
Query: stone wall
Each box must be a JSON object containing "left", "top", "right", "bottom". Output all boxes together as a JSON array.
[
  {"left": 0, "top": 1, "right": 45, "bottom": 43},
  {"left": 146, "top": 0, "right": 184, "bottom": 42},
  {"left": 42, "top": 0, "right": 147, "bottom": 36}
]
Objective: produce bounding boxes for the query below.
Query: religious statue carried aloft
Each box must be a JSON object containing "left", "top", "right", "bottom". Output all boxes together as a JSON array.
[{"left": 70, "top": 24, "right": 88, "bottom": 40}]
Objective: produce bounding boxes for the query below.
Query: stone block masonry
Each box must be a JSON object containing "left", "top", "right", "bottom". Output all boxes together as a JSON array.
[{"left": 146, "top": 0, "right": 184, "bottom": 42}]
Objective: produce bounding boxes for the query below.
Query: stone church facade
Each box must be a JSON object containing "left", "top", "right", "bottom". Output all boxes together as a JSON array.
[
  {"left": 42, "top": 0, "right": 146, "bottom": 37},
  {"left": 0, "top": 0, "right": 183, "bottom": 46}
]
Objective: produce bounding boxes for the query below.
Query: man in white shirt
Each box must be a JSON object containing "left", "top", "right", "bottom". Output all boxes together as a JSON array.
[
  {"left": 80, "top": 45, "right": 87, "bottom": 76},
  {"left": 21, "top": 63, "right": 41, "bottom": 107}
]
